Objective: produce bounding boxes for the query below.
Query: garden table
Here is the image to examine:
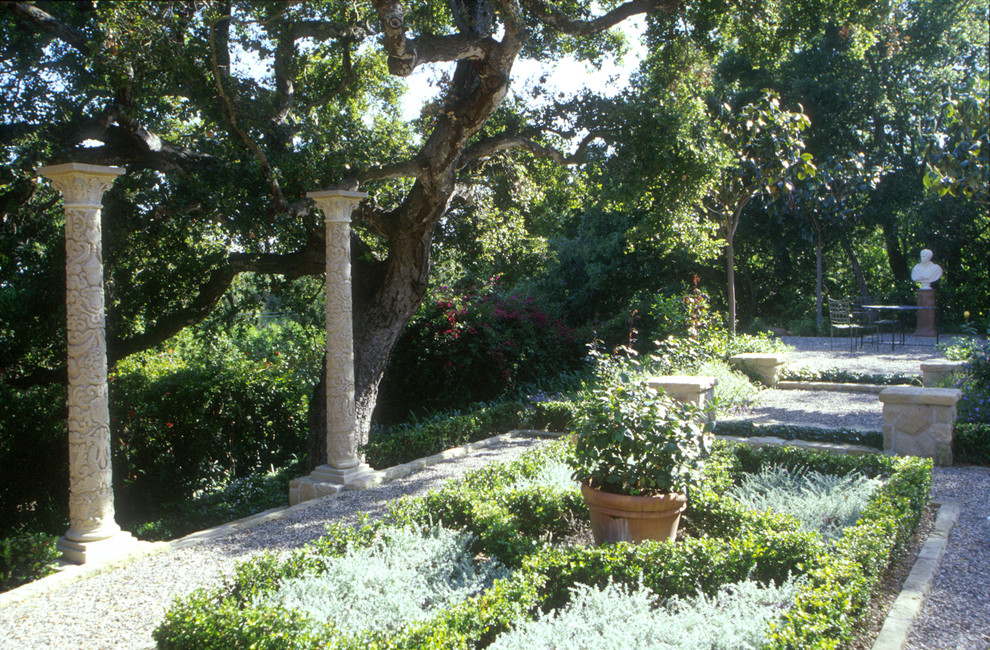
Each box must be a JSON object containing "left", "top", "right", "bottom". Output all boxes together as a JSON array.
[{"left": 860, "top": 305, "right": 938, "bottom": 351}]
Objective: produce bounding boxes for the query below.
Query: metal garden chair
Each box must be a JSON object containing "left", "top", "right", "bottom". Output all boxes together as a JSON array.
[{"left": 827, "top": 297, "right": 874, "bottom": 351}]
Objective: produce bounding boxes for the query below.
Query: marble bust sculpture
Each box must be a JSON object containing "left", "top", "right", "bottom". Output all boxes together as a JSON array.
[{"left": 911, "top": 249, "right": 943, "bottom": 289}]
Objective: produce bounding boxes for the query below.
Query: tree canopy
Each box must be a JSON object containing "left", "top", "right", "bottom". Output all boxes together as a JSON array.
[{"left": 2, "top": 0, "right": 987, "bottom": 458}]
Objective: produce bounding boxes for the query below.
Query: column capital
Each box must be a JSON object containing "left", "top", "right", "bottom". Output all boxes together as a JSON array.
[
  {"left": 307, "top": 190, "right": 368, "bottom": 223},
  {"left": 37, "top": 163, "right": 125, "bottom": 207}
]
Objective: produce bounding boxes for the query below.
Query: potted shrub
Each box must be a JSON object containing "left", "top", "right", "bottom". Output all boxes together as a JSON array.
[{"left": 569, "top": 376, "right": 712, "bottom": 545}]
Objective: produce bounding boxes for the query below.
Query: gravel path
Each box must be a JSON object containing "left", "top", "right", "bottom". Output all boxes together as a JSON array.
[{"left": 2, "top": 336, "right": 986, "bottom": 649}]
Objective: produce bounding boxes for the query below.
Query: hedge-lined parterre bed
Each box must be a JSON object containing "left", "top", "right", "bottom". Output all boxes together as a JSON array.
[
  {"left": 154, "top": 440, "right": 931, "bottom": 649},
  {"left": 713, "top": 420, "right": 884, "bottom": 450}
]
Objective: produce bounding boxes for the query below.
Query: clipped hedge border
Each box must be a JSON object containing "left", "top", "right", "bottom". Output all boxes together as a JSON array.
[
  {"left": 765, "top": 453, "right": 931, "bottom": 647},
  {"left": 779, "top": 367, "right": 921, "bottom": 386},
  {"left": 154, "top": 440, "right": 931, "bottom": 649},
  {"left": 714, "top": 420, "right": 884, "bottom": 450},
  {"left": 954, "top": 422, "right": 990, "bottom": 465},
  {"left": 363, "top": 401, "right": 528, "bottom": 468}
]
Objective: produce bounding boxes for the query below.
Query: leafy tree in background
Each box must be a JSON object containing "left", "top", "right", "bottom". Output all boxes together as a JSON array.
[
  {"left": 773, "top": 153, "right": 883, "bottom": 330},
  {"left": 701, "top": 93, "right": 814, "bottom": 334},
  {"left": 924, "top": 93, "right": 989, "bottom": 204}
]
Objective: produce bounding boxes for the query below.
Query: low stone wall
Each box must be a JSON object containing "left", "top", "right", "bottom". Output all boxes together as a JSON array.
[
  {"left": 879, "top": 386, "right": 962, "bottom": 466},
  {"left": 729, "top": 353, "right": 788, "bottom": 387},
  {"left": 920, "top": 360, "right": 966, "bottom": 388},
  {"left": 646, "top": 375, "right": 717, "bottom": 421}
]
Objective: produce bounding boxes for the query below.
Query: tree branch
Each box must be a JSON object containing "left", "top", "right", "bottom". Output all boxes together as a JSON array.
[
  {"left": 68, "top": 106, "right": 216, "bottom": 172},
  {"left": 372, "top": 0, "right": 498, "bottom": 76},
  {"left": 290, "top": 20, "right": 372, "bottom": 42},
  {"left": 208, "top": 14, "right": 288, "bottom": 213},
  {"left": 1, "top": 1, "right": 91, "bottom": 53},
  {"left": 354, "top": 157, "right": 425, "bottom": 183},
  {"left": 459, "top": 130, "right": 604, "bottom": 168},
  {"left": 518, "top": 0, "right": 680, "bottom": 36}
]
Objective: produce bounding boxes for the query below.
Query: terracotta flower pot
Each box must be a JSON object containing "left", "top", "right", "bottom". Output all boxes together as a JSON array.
[{"left": 581, "top": 482, "right": 688, "bottom": 545}]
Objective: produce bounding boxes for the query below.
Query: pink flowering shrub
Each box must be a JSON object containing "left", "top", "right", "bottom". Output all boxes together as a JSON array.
[{"left": 377, "top": 280, "right": 584, "bottom": 422}]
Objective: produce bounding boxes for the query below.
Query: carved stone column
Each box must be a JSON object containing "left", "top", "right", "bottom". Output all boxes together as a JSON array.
[
  {"left": 38, "top": 163, "right": 137, "bottom": 564},
  {"left": 289, "top": 190, "right": 373, "bottom": 505}
]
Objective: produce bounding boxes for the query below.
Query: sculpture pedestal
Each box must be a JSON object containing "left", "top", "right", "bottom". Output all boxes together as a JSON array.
[
  {"left": 915, "top": 289, "right": 937, "bottom": 337},
  {"left": 57, "top": 531, "right": 138, "bottom": 565}
]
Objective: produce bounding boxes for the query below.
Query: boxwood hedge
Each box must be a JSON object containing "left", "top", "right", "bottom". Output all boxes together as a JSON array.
[{"left": 154, "top": 439, "right": 931, "bottom": 649}]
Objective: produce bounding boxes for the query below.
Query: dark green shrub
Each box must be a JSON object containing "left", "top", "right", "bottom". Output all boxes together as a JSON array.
[
  {"left": 954, "top": 422, "right": 990, "bottom": 464},
  {"left": 154, "top": 590, "right": 323, "bottom": 650},
  {"left": 730, "top": 442, "right": 896, "bottom": 478},
  {"left": 522, "top": 529, "right": 822, "bottom": 612},
  {"left": 363, "top": 401, "right": 527, "bottom": 469},
  {"left": 525, "top": 399, "right": 578, "bottom": 431},
  {"left": 713, "top": 420, "right": 884, "bottom": 450},
  {"left": 127, "top": 462, "right": 303, "bottom": 541},
  {"left": 376, "top": 280, "right": 584, "bottom": 423},
  {"left": 0, "top": 383, "right": 68, "bottom": 536},
  {"left": 0, "top": 532, "right": 61, "bottom": 593},
  {"left": 779, "top": 366, "right": 921, "bottom": 385},
  {"left": 110, "top": 328, "right": 310, "bottom": 524}
]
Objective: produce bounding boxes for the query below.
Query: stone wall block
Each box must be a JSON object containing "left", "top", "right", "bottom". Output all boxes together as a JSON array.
[
  {"left": 879, "top": 387, "right": 962, "bottom": 466},
  {"left": 728, "top": 353, "right": 788, "bottom": 387},
  {"left": 921, "top": 361, "right": 966, "bottom": 388},
  {"left": 646, "top": 376, "right": 717, "bottom": 421}
]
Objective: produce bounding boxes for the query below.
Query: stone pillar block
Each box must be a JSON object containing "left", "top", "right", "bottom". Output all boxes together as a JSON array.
[
  {"left": 647, "top": 375, "right": 717, "bottom": 421},
  {"left": 879, "top": 386, "right": 962, "bottom": 466},
  {"left": 920, "top": 360, "right": 965, "bottom": 388},
  {"left": 728, "top": 353, "right": 788, "bottom": 387}
]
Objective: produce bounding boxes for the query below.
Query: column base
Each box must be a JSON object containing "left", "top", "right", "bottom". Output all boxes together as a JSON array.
[
  {"left": 289, "top": 463, "right": 374, "bottom": 506},
  {"left": 58, "top": 530, "right": 138, "bottom": 565}
]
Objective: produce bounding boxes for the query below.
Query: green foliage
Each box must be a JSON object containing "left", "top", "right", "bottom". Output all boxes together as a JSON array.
[
  {"left": 111, "top": 327, "right": 311, "bottom": 522},
  {"left": 491, "top": 576, "right": 803, "bottom": 649},
  {"left": 525, "top": 398, "right": 580, "bottom": 432},
  {"left": 363, "top": 401, "right": 528, "bottom": 469},
  {"left": 949, "top": 339, "right": 990, "bottom": 465},
  {"left": 154, "top": 589, "right": 324, "bottom": 650},
  {"left": 377, "top": 281, "right": 583, "bottom": 422},
  {"left": 128, "top": 462, "right": 302, "bottom": 541},
  {"left": 780, "top": 366, "right": 921, "bottom": 385},
  {"left": 765, "top": 456, "right": 931, "bottom": 647},
  {"left": 0, "top": 532, "right": 61, "bottom": 593},
  {"left": 924, "top": 93, "right": 989, "bottom": 204},
  {"left": 699, "top": 359, "right": 761, "bottom": 415},
  {"left": 569, "top": 376, "right": 711, "bottom": 496},
  {"left": 0, "top": 383, "right": 68, "bottom": 535},
  {"left": 727, "top": 466, "right": 883, "bottom": 541},
  {"left": 154, "top": 439, "right": 929, "bottom": 648},
  {"left": 953, "top": 423, "right": 990, "bottom": 465},
  {"left": 713, "top": 420, "right": 884, "bottom": 450}
]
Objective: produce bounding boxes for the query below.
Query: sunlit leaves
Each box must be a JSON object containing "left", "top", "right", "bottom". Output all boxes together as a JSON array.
[{"left": 923, "top": 93, "right": 988, "bottom": 204}]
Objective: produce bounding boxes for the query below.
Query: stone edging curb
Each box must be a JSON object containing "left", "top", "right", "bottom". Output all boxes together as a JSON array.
[
  {"left": 0, "top": 430, "right": 566, "bottom": 608},
  {"left": 870, "top": 500, "right": 960, "bottom": 650}
]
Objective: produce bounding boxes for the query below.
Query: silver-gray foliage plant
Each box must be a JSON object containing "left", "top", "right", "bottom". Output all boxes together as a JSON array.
[
  {"left": 490, "top": 576, "right": 803, "bottom": 649},
  {"left": 256, "top": 525, "right": 506, "bottom": 637},
  {"left": 728, "top": 465, "right": 884, "bottom": 541}
]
